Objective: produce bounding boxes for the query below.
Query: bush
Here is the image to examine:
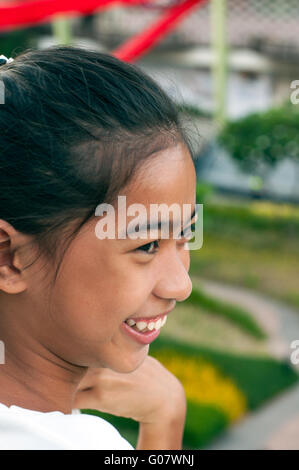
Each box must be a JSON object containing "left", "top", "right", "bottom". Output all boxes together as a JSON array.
[{"left": 219, "top": 103, "right": 299, "bottom": 175}]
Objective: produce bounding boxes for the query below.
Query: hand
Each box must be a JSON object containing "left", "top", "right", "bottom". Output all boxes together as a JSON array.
[{"left": 73, "top": 355, "right": 186, "bottom": 426}]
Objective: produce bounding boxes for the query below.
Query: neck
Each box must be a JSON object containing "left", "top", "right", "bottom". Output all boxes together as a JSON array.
[{"left": 0, "top": 333, "right": 87, "bottom": 414}]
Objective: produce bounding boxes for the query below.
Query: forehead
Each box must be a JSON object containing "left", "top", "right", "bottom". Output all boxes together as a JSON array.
[
  {"left": 123, "top": 143, "right": 196, "bottom": 207},
  {"left": 112, "top": 143, "right": 197, "bottom": 237}
]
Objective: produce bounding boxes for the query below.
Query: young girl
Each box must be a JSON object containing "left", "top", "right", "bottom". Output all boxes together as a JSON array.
[{"left": 0, "top": 46, "right": 197, "bottom": 450}]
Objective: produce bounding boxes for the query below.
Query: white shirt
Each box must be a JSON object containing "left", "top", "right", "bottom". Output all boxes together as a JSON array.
[{"left": 0, "top": 403, "right": 134, "bottom": 450}]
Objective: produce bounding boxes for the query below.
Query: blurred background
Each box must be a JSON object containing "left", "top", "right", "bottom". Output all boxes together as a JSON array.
[{"left": 1, "top": 0, "right": 299, "bottom": 450}]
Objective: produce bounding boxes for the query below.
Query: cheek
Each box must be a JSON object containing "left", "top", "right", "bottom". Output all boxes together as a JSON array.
[
  {"left": 51, "top": 269, "right": 118, "bottom": 342},
  {"left": 49, "top": 246, "right": 149, "bottom": 342}
]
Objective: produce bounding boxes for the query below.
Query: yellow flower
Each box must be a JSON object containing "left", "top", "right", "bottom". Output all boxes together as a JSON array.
[{"left": 152, "top": 350, "right": 247, "bottom": 422}]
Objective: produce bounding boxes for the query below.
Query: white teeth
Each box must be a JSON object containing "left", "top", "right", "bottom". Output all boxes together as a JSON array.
[
  {"left": 148, "top": 322, "right": 155, "bottom": 331},
  {"left": 136, "top": 321, "right": 147, "bottom": 331},
  {"left": 126, "top": 315, "right": 168, "bottom": 332}
]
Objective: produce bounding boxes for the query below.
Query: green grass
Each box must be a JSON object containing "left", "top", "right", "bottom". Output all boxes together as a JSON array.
[
  {"left": 159, "top": 302, "right": 270, "bottom": 357},
  {"left": 185, "top": 286, "right": 266, "bottom": 339}
]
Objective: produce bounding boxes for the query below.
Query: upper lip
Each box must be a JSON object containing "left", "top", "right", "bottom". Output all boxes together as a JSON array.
[{"left": 126, "top": 305, "right": 176, "bottom": 322}]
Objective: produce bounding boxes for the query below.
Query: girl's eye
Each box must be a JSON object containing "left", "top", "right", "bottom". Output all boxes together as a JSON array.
[
  {"left": 134, "top": 222, "right": 196, "bottom": 254},
  {"left": 180, "top": 222, "right": 196, "bottom": 240},
  {"left": 135, "top": 240, "right": 159, "bottom": 255}
]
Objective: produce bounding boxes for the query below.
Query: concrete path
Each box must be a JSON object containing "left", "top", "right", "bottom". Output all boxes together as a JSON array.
[
  {"left": 192, "top": 278, "right": 299, "bottom": 450},
  {"left": 205, "top": 382, "right": 299, "bottom": 450}
]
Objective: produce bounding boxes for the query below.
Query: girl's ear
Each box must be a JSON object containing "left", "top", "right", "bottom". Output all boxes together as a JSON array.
[{"left": 0, "top": 224, "right": 27, "bottom": 294}]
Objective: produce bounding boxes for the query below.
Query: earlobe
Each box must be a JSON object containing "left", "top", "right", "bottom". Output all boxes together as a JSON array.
[
  {"left": 0, "top": 264, "right": 27, "bottom": 294},
  {"left": 0, "top": 226, "right": 27, "bottom": 294}
]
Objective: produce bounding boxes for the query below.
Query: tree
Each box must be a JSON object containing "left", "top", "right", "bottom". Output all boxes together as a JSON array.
[{"left": 218, "top": 103, "right": 299, "bottom": 179}]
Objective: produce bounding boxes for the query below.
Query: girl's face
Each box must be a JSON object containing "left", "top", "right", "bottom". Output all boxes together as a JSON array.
[{"left": 12, "top": 143, "right": 197, "bottom": 373}]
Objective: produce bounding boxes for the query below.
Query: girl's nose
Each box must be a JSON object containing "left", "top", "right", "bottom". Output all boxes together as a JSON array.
[{"left": 154, "top": 248, "right": 193, "bottom": 303}]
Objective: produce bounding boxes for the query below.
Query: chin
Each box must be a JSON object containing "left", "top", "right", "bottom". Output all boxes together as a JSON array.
[{"left": 110, "top": 348, "right": 149, "bottom": 374}]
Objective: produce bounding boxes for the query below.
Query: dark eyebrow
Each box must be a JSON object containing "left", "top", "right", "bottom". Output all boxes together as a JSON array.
[{"left": 123, "top": 206, "right": 198, "bottom": 238}]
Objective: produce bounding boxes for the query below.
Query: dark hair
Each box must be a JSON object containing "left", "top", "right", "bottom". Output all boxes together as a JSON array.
[{"left": 0, "top": 45, "right": 196, "bottom": 285}]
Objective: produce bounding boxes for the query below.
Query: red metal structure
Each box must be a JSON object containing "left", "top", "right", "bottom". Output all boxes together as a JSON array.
[{"left": 0, "top": 0, "right": 208, "bottom": 62}]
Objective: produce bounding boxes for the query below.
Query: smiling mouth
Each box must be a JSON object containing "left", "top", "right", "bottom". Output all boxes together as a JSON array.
[{"left": 123, "top": 314, "right": 167, "bottom": 333}]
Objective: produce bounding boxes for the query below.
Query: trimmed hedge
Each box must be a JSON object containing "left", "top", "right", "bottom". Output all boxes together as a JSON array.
[{"left": 185, "top": 286, "right": 266, "bottom": 339}]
